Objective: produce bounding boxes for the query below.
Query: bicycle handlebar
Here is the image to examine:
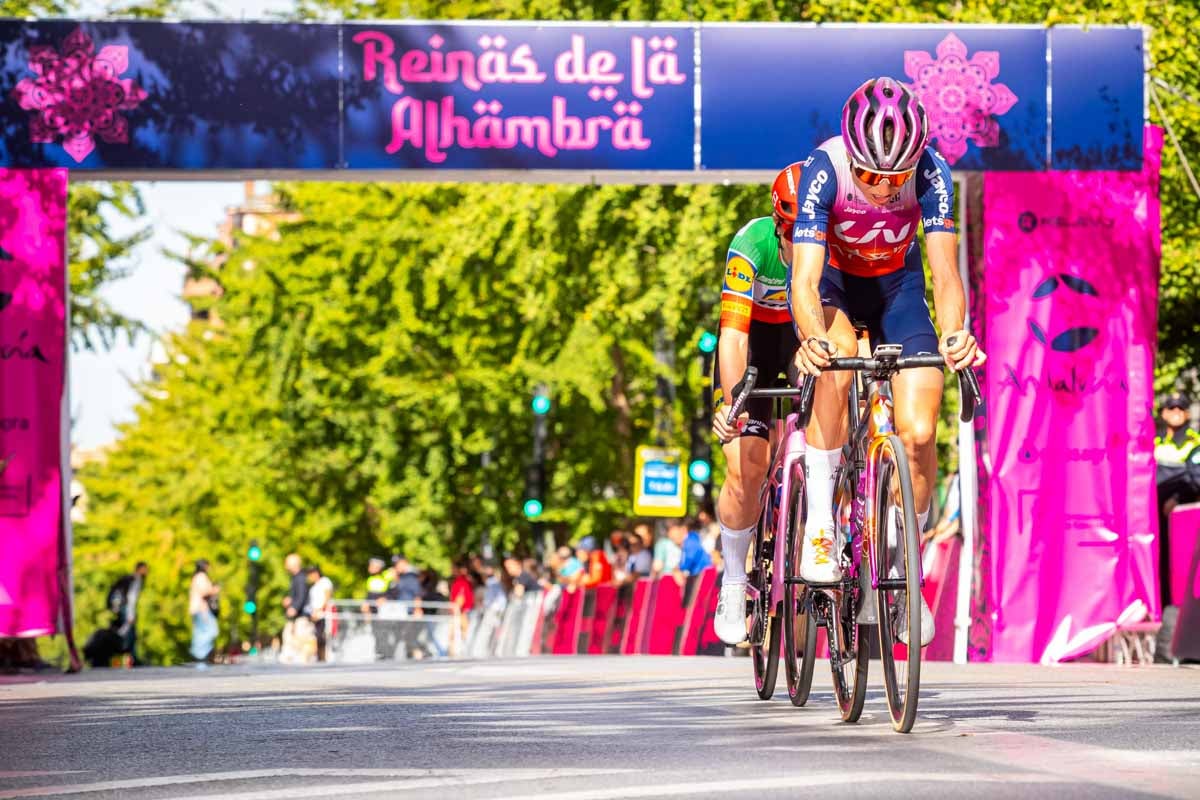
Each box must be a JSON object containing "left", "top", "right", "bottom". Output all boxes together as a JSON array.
[{"left": 724, "top": 348, "right": 983, "bottom": 430}]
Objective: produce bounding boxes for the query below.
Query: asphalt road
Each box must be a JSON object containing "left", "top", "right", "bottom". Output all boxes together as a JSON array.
[{"left": 2, "top": 656, "right": 1199, "bottom": 799}]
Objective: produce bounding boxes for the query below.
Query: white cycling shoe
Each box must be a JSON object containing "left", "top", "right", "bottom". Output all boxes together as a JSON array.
[
  {"left": 799, "top": 525, "right": 843, "bottom": 584},
  {"left": 713, "top": 581, "right": 748, "bottom": 645},
  {"left": 895, "top": 591, "right": 935, "bottom": 647}
]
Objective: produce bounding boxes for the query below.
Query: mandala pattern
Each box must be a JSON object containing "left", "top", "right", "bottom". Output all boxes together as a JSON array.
[
  {"left": 11, "top": 27, "right": 147, "bottom": 164},
  {"left": 904, "top": 33, "right": 1017, "bottom": 165}
]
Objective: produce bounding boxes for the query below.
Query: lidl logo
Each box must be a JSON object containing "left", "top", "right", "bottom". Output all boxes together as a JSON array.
[{"left": 724, "top": 255, "right": 754, "bottom": 293}]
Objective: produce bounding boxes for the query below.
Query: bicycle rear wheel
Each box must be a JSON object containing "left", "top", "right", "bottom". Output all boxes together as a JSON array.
[
  {"left": 783, "top": 466, "right": 816, "bottom": 706},
  {"left": 749, "top": 511, "right": 781, "bottom": 700},
  {"left": 873, "top": 434, "right": 922, "bottom": 733},
  {"left": 828, "top": 591, "right": 869, "bottom": 722}
]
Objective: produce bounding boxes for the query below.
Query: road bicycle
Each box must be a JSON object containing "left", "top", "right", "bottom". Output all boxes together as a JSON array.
[{"left": 729, "top": 341, "right": 980, "bottom": 732}]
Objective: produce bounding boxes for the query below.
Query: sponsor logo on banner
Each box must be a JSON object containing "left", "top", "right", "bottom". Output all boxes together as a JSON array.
[{"left": 1017, "top": 211, "right": 1116, "bottom": 234}]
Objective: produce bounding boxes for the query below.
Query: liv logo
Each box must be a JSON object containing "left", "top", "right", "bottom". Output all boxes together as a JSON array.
[
  {"left": 10, "top": 27, "right": 148, "bottom": 163},
  {"left": 903, "top": 33, "right": 1018, "bottom": 165},
  {"left": 1029, "top": 273, "right": 1100, "bottom": 353}
]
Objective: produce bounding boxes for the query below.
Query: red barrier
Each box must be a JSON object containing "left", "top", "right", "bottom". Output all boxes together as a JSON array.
[
  {"left": 586, "top": 585, "right": 618, "bottom": 655},
  {"left": 924, "top": 536, "right": 962, "bottom": 661},
  {"left": 552, "top": 587, "right": 584, "bottom": 655},
  {"left": 678, "top": 568, "right": 718, "bottom": 655},
  {"left": 646, "top": 577, "right": 687, "bottom": 655},
  {"left": 621, "top": 579, "right": 654, "bottom": 655},
  {"left": 605, "top": 584, "right": 634, "bottom": 653}
]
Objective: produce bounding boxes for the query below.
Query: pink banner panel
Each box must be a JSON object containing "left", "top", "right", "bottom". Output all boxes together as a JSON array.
[
  {"left": 980, "top": 128, "right": 1162, "bottom": 663},
  {"left": 0, "top": 168, "right": 68, "bottom": 638}
]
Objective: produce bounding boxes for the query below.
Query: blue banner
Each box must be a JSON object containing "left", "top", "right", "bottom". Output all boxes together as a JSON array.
[
  {"left": 1050, "top": 27, "right": 1145, "bottom": 171},
  {"left": 700, "top": 25, "right": 1049, "bottom": 172},
  {"left": 344, "top": 23, "right": 695, "bottom": 170},
  {"left": 0, "top": 20, "right": 1144, "bottom": 174},
  {"left": 0, "top": 21, "right": 340, "bottom": 170}
]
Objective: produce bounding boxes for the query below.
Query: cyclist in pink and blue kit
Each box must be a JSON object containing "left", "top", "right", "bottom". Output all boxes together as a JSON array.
[{"left": 788, "top": 77, "right": 986, "bottom": 646}]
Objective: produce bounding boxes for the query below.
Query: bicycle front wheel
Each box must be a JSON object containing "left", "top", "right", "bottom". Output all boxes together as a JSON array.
[
  {"left": 873, "top": 434, "right": 922, "bottom": 733},
  {"left": 783, "top": 464, "right": 816, "bottom": 706}
]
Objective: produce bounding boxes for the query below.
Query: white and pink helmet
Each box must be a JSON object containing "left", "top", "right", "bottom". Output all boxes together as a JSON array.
[{"left": 841, "top": 77, "right": 930, "bottom": 172}]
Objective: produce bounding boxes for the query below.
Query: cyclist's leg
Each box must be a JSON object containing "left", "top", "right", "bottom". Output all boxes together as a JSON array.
[
  {"left": 879, "top": 249, "right": 943, "bottom": 520},
  {"left": 712, "top": 328, "right": 775, "bottom": 643},
  {"left": 799, "top": 268, "right": 865, "bottom": 581}
]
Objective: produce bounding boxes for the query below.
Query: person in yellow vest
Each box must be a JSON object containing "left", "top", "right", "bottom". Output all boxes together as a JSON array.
[
  {"left": 1156, "top": 393, "right": 1200, "bottom": 466},
  {"left": 1156, "top": 392, "right": 1200, "bottom": 608}
]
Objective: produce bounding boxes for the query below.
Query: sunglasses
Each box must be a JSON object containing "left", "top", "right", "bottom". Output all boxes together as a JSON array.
[{"left": 852, "top": 163, "right": 916, "bottom": 188}]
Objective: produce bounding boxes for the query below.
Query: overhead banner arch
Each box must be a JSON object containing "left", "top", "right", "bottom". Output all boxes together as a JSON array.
[{"left": 0, "top": 19, "right": 1145, "bottom": 181}]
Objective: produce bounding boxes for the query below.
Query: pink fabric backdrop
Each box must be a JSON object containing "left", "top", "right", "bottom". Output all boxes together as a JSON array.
[
  {"left": 980, "top": 129, "right": 1162, "bottom": 663},
  {"left": 0, "top": 169, "right": 68, "bottom": 638}
]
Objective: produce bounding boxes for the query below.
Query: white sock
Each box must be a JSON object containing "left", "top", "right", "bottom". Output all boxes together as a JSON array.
[
  {"left": 719, "top": 523, "right": 755, "bottom": 585},
  {"left": 804, "top": 446, "right": 842, "bottom": 534},
  {"left": 918, "top": 507, "right": 930, "bottom": 533}
]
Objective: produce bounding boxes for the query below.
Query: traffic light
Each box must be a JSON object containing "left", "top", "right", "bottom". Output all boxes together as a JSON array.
[
  {"left": 245, "top": 539, "right": 261, "bottom": 648},
  {"left": 689, "top": 415, "right": 712, "bottom": 503},
  {"left": 526, "top": 385, "right": 550, "bottom": 549},
  {"left": 698, "top": 330, "right": 717, "bottom": 354}
]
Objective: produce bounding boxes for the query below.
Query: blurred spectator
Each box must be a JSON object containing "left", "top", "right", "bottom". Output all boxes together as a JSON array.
[
  {"left": 188, "top": 559, "right": 219, "bottom": 668},
  {"left": 450, "top": 560, "right": 477, "bottom": 640},
  {"left": 1155, "top": 393, "right": 1200, "bottom": 466},
  {"left": 504, "top": 554, "right": 540, "bottom": 596},
  {"left": 483, "top": 562, "right": 508, "bottom": 610},
  {"left": 1156, "top": 392, "right": 1200, "bottom": 609},
  {"left": 364, "top": 557, "right": 390, "bottom": 607},
  {"left": 107, "top": 561, "right": 147, "bottom": 665},
  {"left": 388, "top": 555, "right": 422, "bottom": 603},
  {"left": 676, "top": 518, "right": 713, "bottom": 577},
  {"left": 576, "top": 536, "right": 613, "bottom": 589},
  {"left": 306, "top": 565, "right": 333, "bottom": 663},
  {"left": 627, "top": 530, "right": 653, "bottom": 578},
  {"left": 555, "top": 545, "right": 583, "bottom": 585},
  {"left": 609, "top": 531, "right": 631, "bottom": 584},
  {"left": 652, "top": 523, "right": 682, "bottom": 577},
  {"left": 282, "top": 553, "right": 308, "bottom": 654},
  {"left": 923, "top": 473, "right": 962, "bottom": 575}
]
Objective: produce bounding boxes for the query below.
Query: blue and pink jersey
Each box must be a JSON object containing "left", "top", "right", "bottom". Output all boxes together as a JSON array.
[{"left": 793, "top": 137, "right": 956, "bottom": 278}]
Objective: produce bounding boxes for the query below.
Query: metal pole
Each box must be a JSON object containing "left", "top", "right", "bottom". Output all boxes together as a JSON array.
[{"left": 954, "top": 173, "right": 978, "bottom": 666}]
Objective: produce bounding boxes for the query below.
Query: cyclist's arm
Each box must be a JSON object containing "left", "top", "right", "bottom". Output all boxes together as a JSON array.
[
  {"left": 790, "top": 151, "right": 838, "bottom": 371},
  {"left": 925, "top": 231, "right": 965, "bottom": 334},
  {"left": 919, "top": 149, "right": 983, "bottom": 368},
  {"left": 716, "top": 238, "right": 758, "bottom": 408}
]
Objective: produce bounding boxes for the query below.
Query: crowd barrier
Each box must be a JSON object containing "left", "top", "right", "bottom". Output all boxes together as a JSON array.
[
  {"left": 463, "top": 568, "right": 729, "bottom": 659},
  {"left": 325, "top": 599, "right": 463, "bottom": 663}
]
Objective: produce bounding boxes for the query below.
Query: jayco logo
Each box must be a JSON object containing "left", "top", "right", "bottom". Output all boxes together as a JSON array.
[
  {"left": 834, "top": 220, "right": 912, "bottom": 245},
  {"left": 923, "top": 167, "right": 951, "bottom": 215},
  {"left": 801, "top": 170, "right": 828, "bottom": 216}
]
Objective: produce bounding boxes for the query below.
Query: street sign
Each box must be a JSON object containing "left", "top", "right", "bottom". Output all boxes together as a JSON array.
[{"left": 633, "top": 446, "right": 687, "bottom": 518}]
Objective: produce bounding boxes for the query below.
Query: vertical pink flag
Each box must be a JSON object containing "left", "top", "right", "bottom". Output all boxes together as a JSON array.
[
  {"left": 0, "top": 169, "right": 69, "bottom": 639},
  {"left": 980, "top": 128, "right": 1162, "bottom": 663}
]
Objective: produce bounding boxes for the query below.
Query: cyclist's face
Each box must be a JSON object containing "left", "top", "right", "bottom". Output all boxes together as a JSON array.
[{"left": 852, "top": 172, "right": 903, "bottom": 206}]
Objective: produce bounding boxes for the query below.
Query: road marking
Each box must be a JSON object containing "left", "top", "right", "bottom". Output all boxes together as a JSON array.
[{"left": 0, "top": 768, "right": 624, "bottom": 799}]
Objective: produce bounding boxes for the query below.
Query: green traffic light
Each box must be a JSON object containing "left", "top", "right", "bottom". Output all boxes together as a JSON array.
[
  {"left": 247, "top": 544, "right": 262, "bottom": 562},
  {"left": 523, "top": 498, "right": 544, "bottom": 519},
  {"left": 243, "top": 600, "right": 258, "bottom": 615},
  {"left": 698, "top": 331, "right": 717, "bottom": 354},
  {"left": 531, "top": 395, "right": 551, "bottom": 415},
  {"left": 688, "top": 459, "right": 712, "bottom": 483}
]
